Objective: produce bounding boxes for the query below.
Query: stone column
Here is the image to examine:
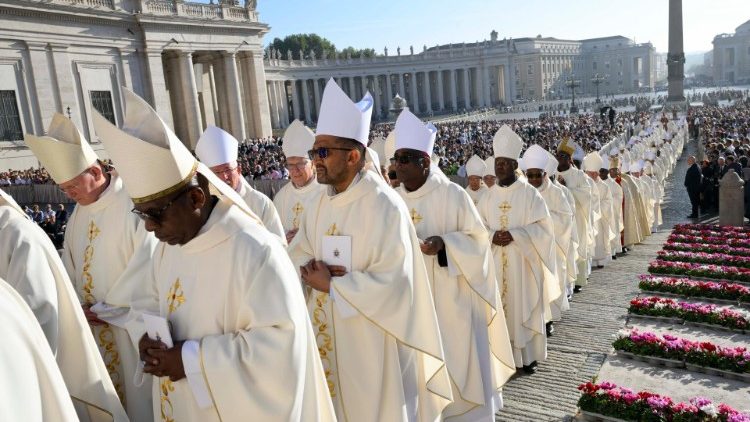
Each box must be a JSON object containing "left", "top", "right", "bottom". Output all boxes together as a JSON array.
[
  {"left": 423, "top": 71, "right": 432, "bottom": 113},
  {"left": 145, "top": 50, "right": 174, "bottom": 129},
  {"left": 347, "top": 77, "right": 355, "bottom": 100},
  {"left": 267, "top": 81, "right": 279, "bottom": 129},
  {"left": 450, "top": 69, "right": 458, "bottom": 111},
  {"left": 359, "top": 76, "right": 367, "bottom": 99},
  {"left": 49, "top": 44, "right": 82, "bottom": 129},
  {"left": 238, "top": 51, "right": 272, "bottom": 139},
  {"left": 177, "top": 51, "right": 203, "bottom": 148},
  {"left": 398, "top": 73, "right": 406, "bottom": 97},
  {"left": 277, "top": 81, "right": 289, "bottom": 128},
  {"left": 290, "top": 80, "right": 301, "bottom": 121},
  {"left": 666, "top": 0, "right": 685, "bottom": 103},
  {"left": 409, "top": 73, "right": 420, "bottom": 113},
  {"left": 436, "top": 70, "right": 445, "bottom": 111},
  {"left": 473, "top": 68, "right": 484, "bottom": 107},
  {"left": 385, "top": 74, "right": 393, "bottom": 111},
  {"left": 301, "top": 79, "right": 312, "bottom": 124},
  {"left": 313, "top": 79, "right": 322, "bottom": 119},
  {"left": 462, "top": 68, "right": 471, "bottom": 109},
  {"left": 222, "top": 51, "right": 246, "bottom": 141},
  {"left": 483, "top": 66, "right": 492, "bottom": 106},
  {"left": 369, "top": 76, "right": 380, "bottom": 120}
]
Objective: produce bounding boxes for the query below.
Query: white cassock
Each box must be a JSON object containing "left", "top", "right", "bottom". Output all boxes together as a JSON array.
[
  {"left": 0, "top": 278, "right": 79, "bottom": 422},
  {"left": 477, "top": 179, "right": 555, "bottom": 367},
  {"left": 0, "top": 191, "right": 128, "bottom": 421},
  {"left": 61, "top": 171, "right": 157, "bottom": 421},
  {"left": 584, "top": 176, "right": 599, "bottom": 269},
  {"left": 272, "top": 178, "right": 325, "bottom": 234},
  {"left": 591, "top": 178, "right": 615, "bottom": 266},
  {"left": 558, "top": 167, "right": 592, "bottom": 287},
  {"left": 397, "top": 172, "right": 515, "bottom": 421},
  {"left": 632, "top": 176, "right": 655, "bottom": 231},
  {"left": 538, "top": 179, "right": 574, "bottom": 321},
  {"left": 604, "top": 178, "right": 624, "bottom": 254},
  {"left": 644, "top": 174, "right": 663, "bottom": 231},
  {"left": 619, "top": 174, "right": 648, "bottom": 246},
  {"left": 556, "top": 182, "right": 579, "bottom": 294},
  {"left": 237, "top": 177, "right": 285, "bottom": 239},
  {"left": 289, "top": 170, "right": 453, "bottom": 422},
  {"left": 465, "top": 184, "right": 488, "bottom": 206},
  {"left": 131, "top": 200, "right": 335, "bottom": 422}
]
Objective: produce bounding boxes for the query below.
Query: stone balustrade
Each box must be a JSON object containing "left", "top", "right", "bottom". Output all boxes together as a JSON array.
[
  {"left": 140, "top": 0, "right": 257, "bottom": 22},
  {"left": 43, "top": 0, "right": 115, "bottom": 9}
]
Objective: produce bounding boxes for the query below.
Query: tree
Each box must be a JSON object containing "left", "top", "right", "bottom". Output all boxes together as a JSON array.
[{"left": 268, "top": 33, "right": 378, "bottom": 60}]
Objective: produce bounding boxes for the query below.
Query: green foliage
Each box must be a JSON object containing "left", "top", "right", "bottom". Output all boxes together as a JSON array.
[{"left": 268, "top": 33, "right": 377, "bottom": 59}]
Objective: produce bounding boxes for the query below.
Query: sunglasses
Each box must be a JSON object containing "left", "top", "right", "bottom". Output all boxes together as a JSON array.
[
  {"left": 131, "top": 189, "right": 189, "bottom": 223},
  {"left": 525, "top": 171, "right": 544, "bottom": 179},
  {"left": 307, "top": 147, "right": 354, "bottom": 160},
  {"left": 392, "top": 154, "right": 426, "bottom": 165}
]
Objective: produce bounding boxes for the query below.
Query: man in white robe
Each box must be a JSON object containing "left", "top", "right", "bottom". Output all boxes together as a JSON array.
[
  {"left": 583, "top": 152, "right": 615, "bottom": 268},
  {"left": 465, "top": 155, "right": 488, "bottom": 205},
  {"left": 25, "top": 113, "right": 157, "bottom": 421},
  {"left": 273, "top": 120, "right": 325, "bottom": 244},
  {"left": 643, "top": 162, "right": 663, "bottom": 232},
  {"left": 0, "top": 277, "right": 79, "bottom": 422},
  {"left": 95, "top": 88, "right": 335, "bottom": 422},
  {"left": 196, "top": 125, "right": 285, "bottom": 240},
  {"left": 522, "top": 145, "right": 572, "bottom": 334},
  {"left": 602, "top": 157, "right": 624, "bottom": 256},
  {"left": 618, "top": 162, "right": 647, "bottom": 248},
  {"left": 477, "top": 125, "right": 555, "bottom": 374},
  {"left": 288, "top": 79, "right": 452, "bottom": 422},
  {"left": 0, "top": 189, "right": 128, "bottom": 421},
  {"left": 547, "top": 152, "right": 579, "bottom": 298},
  {"left": 393, "top": 110, "right": 515, "bottom": 421},
  {"left": 483, "top": 156, "right": 497, "bottom": 188},
  {"left": 629, "top": 161, "right": 655, "bottom": 232},
  {"left": 555, "top": 138, "right": 593, "bottom": 291}
]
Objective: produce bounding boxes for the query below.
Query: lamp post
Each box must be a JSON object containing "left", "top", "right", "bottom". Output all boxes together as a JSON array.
[
  {"left": 565, "top": 75, "right": 580, "bottom": 114},
  {"left": 66, "top": 106, "right": 71, "bottom": 119},
  {"left": 591, "top": 73, "right": 606, "bottom": 104}
]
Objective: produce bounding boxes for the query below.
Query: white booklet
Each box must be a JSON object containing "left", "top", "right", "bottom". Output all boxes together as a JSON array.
[
  {"left": 142, "top": 314, "right": 174, "bottom": 348},
  {"left": 322, "top": 235, "right": 352, "bottom": 272}
]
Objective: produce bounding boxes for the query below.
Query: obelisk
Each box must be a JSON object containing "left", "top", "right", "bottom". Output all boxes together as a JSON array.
[{"left": 666, "top": 0, "right": 686, "bottom": 104}]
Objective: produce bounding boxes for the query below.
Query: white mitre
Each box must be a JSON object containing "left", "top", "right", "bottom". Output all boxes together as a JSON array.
[
  {"left": 521, "top": 144, "right": 549, "bottom": 171},
  {"left": 394, "top": 109, "right": 436, "bottom": 155},
  {"left": 93, "top": 88, "right": 262, "bottom": 223},
  {"left": 282, "top": 119, "right": 315, "bottom": 159},
  {"left": 483, "top": 157, "right": 495, "bottom": 177},
  {"left": 517, "top": 157, "right": 527, "bottom": 171},
  {"left": 573, "top": 144, "right": 585, "bottom": 162},
  {"left": 0, "top": 188, "right": 27, "bottom": 217},
  {"left": 544, "top": 151, "right": 559, "bottom": 177},
  {"left": 24, "top": 113, "right": 99, "bottom": 184},
  {"left": 369, "top": 136, "right": 387, "bottom": 167},
  {"left": 599, "top": 153, "right": 610, "bottom": 170},
  {"left": 582, "top": 152, "right": 604, "bottom": 172},
  {"left": 629, "top": 160, "right": 643, "bottom": 173},
  {"left": 195, "top": 125, "right": 238, "bottom": 167},
  {"left": 493, "top": 125, "right": 524, "bottom": 160},
  {"left": 384, "top": 131, "right": 396, "bottom": 164},
  {"left": 315, "top": 78, "right": 373, "bottom": 146},
  {"left": 465, "top": 155, "right": 486, "bottom": 177}
]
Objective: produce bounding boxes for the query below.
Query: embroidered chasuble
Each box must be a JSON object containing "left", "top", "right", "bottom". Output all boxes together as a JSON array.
[
  {"left": 61, "top": 172, "right": 158, "bottom": 421},
  {"left": 557, "top": 182, "right": 580, "bottom": 290},
  {"left": 131, "top": 200, "right": 335, "bottom": 422},
  {"left": 397, "top": 172, "right": 515, "bottom": 421},
  {"left": 604, "top": 178, "right": 624, "bottom": 254},
  {"left": 289, "top": 170, "right": 453, "bottom": 422},
  {"left": 476, "top": 179, "right": 555, "bottom": 367},
  {"left": 619, "top": 174, "right": 648, "bottom": 246},
  {"left": 465, "top": 185, "right": 488, "bottom": 206},
  {"left": 237, "top": 177, "right": 285, "bottom": 240},
  {"left": 272, "top": 178, "right": 325, "bottom": 234},
  {"left": 591, "top": 178, "right": 615, "bottom": 266},
  {"left": 0, "top": 192, "right": 128, "bottom": 422}
]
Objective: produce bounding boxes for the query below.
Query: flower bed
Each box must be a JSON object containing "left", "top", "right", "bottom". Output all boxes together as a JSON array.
[
  {"left": 663, "top": 242, "right": 750, "bottom": 257},
  {"left": 673, "top": 224, "right": 750, "bottom": 234},
  {"left": 656, "top": 250, "right": 750, "bottom": 269},
  {"left": 638, "top": 275, "right": 750, "bottom": 304},
  {"left": 613, "top": 329, "right": 750, "bottom": 379},
  {"left": 577, "top": 380, "right": 750, "bottom": 421},
  {"left": 629, "top": 296, "right": 749, "bottom": 332},
  {"left": 672, "top": 227, "right": 750, "bottom": 239},
  {"left": 667, "top": 234, "right": 750, "bottom": 248},
  {"left": 648, "top": 260, "right": 750, "bottom": 284}
]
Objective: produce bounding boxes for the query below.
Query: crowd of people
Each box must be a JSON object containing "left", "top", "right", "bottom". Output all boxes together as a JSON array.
[
  {"left": 0, "top": 167, "right": 54, "bottom": 185},
  {"left": 0, "top": 77, "right": 697, "bottom": 422}
]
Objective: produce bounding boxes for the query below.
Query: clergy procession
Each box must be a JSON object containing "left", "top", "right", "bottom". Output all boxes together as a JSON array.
[{"left": 0, "top": 76, "right": 686, "bottom": 422}]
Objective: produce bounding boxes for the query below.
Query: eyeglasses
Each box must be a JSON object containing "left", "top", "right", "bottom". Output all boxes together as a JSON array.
[
  {"left": 212, "top": 166, "right": 238, "bottom": 178},
  {"left": 285, "top": 161, "right": 310, "bottom": 171},
  {"left": 525, "top": 171, "right": 545, "bottom": 179},
  {"left": 131, "top": 189, "right": 189, "bottom": 223},
  {"left": 392, "top": 154, "right": 425, "bottom": 165},
  {"left": 307, "top": 147, "right": 354, "bottom": 160}
]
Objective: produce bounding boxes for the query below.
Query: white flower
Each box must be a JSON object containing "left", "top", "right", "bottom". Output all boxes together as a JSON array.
[
  {"left": 700, "top": 403, "right": 717, "bottom": 417},
  {"left": 616, "top": 329, "right": 631, "bottom": 339}
]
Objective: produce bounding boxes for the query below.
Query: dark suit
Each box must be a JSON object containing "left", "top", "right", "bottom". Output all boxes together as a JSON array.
[{"left": 684, "top": 163, "right": 703, "bottom": 216}]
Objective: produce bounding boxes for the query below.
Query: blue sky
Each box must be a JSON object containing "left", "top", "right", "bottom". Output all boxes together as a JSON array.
[{"left": 251, "top": 0, "right": 748, "bottom": 54}]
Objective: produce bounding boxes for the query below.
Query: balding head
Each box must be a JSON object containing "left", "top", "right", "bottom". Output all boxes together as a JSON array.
[{"left": 687, "top": 155, "right": 696, "bottom": 165}]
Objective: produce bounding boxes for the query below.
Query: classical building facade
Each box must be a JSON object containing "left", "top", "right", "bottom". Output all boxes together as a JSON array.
[
  {"left": 264, "top": 33, "right": 656, "bottom": 128},
  {"left": 713, "top": 19, "right": 750, "bottom": 85},
  {"left": 0, "top": 0, "right": 270, "bottom": 168}
]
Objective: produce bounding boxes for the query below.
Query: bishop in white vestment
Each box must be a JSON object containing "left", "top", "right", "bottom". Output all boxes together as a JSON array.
[{"left": 465, "top": 155, "right": 488, "bottom": 205}]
